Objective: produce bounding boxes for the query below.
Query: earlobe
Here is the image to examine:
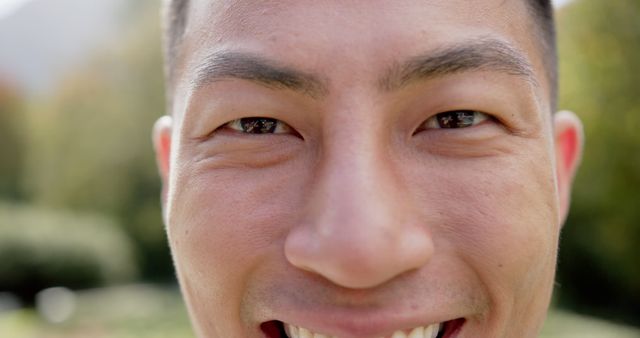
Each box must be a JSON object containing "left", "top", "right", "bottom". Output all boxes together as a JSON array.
[
  {"left": 553, "top": 110, "right": 584, "bottom": 224},
  {"left": 153, "top": 115, "right": 174, "bottom": 211}
]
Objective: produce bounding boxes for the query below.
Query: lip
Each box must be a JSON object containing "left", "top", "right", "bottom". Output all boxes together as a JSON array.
[{"left": 260, "top": 308, "right": 466, "bottom": 338}]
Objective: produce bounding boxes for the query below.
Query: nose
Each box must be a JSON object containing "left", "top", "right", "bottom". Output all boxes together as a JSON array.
[{"left": 284, "top": 134, "right": 434, "bottom": 289}]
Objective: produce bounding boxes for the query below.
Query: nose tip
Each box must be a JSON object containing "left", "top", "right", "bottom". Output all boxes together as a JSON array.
[
  {"left": 284, "top": 167, "right": 435, "bottom": 288},
  {"left": 285, "top": 221, "right": 433, "bottom": 289}
]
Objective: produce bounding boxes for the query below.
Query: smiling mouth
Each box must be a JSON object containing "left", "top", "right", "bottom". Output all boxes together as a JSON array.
[{"left": 261, "top": 318, "right": 465, "bottom": 338}]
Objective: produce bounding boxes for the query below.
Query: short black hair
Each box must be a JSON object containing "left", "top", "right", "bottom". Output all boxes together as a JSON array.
[
  {"left": 525, "top": 0, "right": 558, "bottom": 109},
  {"left": 162, "top": 0, "right": 556, "bottom": 110},
  {"left": 162, "top": 0, "right": 190, "bottom": 92}
]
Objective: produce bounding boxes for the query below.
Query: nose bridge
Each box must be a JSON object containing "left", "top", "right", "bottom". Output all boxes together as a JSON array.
[
  {"left": 313, "top": 97, "right": 400, "bottom": 235},
  {"left": 284, "top": 109, "right": 434, "bottom": 289},
  {"left": 317, "top": 127, "right": 398, "bottom": 239}
]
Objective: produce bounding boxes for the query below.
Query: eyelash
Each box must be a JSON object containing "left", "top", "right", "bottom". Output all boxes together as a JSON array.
[{"left": 222, "top": 110, "right": 491, "bottom": 136}]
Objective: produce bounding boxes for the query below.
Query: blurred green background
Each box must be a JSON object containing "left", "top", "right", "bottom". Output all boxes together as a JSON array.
[{"left": 0, "top": 0, "right": 638, "bottom": 337}]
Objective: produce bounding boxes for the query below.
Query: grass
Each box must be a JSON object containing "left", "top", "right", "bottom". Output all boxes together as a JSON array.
[{"left": 0, "top": 284, "right": 638, "bottom": 338}]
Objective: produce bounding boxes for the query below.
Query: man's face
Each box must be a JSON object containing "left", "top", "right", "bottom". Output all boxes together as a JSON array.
[{"left": 154, "top": 1, "right": 583, "bottom": 337}]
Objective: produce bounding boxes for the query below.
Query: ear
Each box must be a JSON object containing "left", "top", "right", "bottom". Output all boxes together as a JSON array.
[
  {"left": 553, "top": 110, "right": 584, "bottom": 225},
  {"left": 153, "top": 115, "right": 173, "bottom": 214}
]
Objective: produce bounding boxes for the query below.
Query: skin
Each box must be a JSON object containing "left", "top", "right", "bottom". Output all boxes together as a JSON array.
[{"left": 153, "top": 1, "right": 583, "bottom": 337}]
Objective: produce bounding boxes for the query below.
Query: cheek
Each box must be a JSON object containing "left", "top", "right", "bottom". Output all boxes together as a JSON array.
[
  {"left": 167, "top": 158, "right": 308, "bottom": 310},
  {"left": 449, "top": 159, "right": 558, "bottom": 273},
  {"left": 409, "top": 151, "right": 559, "bottom": 322}
]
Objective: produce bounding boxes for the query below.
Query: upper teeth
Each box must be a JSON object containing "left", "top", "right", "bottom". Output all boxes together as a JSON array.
[{"left": 284, "top": 322, "right": 441, "bottom": 338}]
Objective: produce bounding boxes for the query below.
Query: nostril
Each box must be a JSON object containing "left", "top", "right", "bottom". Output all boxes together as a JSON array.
[{"left": 260, "top": 320, "right": 288, "bottom": 338}]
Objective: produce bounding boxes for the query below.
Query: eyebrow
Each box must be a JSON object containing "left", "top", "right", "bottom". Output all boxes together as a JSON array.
[
  {"left": 192, "top": 51, "right": 328, "bottom": 97},
  {"left": 379, "top": 38, "right": 537, "bottom": 91},
  {"left": 192, "top": 38, "right": 536, "bottom": 97}
]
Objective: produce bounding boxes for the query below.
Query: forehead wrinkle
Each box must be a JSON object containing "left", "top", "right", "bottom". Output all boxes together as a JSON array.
[{"left": 380, "top": 37, "right": 538, "bottom": 91}]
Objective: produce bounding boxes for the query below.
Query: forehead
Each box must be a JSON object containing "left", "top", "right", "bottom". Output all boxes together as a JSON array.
[
  {"left": 185, "top": 0, "right": 533, "bottom": 34},
  {"left": 176, "top": 0, "right": 547, "bottom": 105}
]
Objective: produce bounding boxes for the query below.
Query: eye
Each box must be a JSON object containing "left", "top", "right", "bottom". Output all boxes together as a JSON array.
[
  {"left": 422, "top": 110, "right": 490, "bottom": 129},
  {"left": 225, "top": 117, "right": 292, "bottom": 134}
]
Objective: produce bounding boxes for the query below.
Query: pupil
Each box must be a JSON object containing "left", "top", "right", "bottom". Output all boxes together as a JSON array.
[
  {"left": 240, "top": 117, "right": 278, "bottom": 134},
  {"left": 437, "top": 111, "right": 475, "bottom": 128}
]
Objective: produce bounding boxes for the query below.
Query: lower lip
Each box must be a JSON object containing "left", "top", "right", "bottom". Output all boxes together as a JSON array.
[{"left": 260, "top": 318, "right": 466, "bottom": 338}]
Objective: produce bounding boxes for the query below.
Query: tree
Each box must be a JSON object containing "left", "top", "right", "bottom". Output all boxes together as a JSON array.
[
  {"left": 556, "top": 0, "right": 640, "bottom": 326},
  {"left": 23, "top": 3, "right": 172, "bottom": 280},
  {"left": 0, "top": 80, "right": 26, "bottom": 201}
]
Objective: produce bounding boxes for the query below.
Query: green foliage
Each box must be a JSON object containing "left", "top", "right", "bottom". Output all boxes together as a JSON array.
[
  {"left": 0, "top": 83, "right": 26, "bottom": 200},
  {"left": 0, "top": 203, "right": 138, "bottom": 303},
  {"left": 556, "top": 0, "right": 640, "bottom": 325},
  {"left": 21, "top": 3, "right": 173, "bottom": 280}
]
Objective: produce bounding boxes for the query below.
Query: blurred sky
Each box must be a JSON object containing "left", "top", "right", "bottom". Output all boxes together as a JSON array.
[
  {"left": 0, "top": 0, "right": 32, "bottom": 20},
  {"left": 0, "top": 0, "right": 125, "bottom": 94}
]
